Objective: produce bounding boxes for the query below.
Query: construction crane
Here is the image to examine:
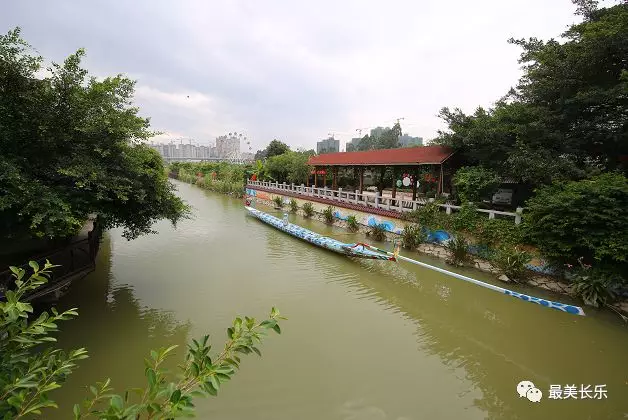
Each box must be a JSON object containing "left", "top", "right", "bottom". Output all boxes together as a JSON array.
[{"left": 355, "top": 127, "right": 370, "bottom": 137}]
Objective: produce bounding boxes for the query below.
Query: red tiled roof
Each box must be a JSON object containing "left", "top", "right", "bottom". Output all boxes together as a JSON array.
[{"left": 308, "top": 145, "right": 454, "bottom": 166}]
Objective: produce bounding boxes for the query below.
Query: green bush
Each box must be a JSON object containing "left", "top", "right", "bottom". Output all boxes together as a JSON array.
[
  {"left": 368, "top": 223, "right": 387, "bottom": 241},
  {"left": 452, "top": 166, "right": 501, "bottom": 203},
  {"left": 491, "top": 246, "right": 531, "bottom": 281},
  {"left": 567, "top": 259, "right": 626, "bottom": 308},
  {"left": 401, "top": 224, "right": 425, "bottom": 249},
  {"left": 273, "top": 196, "right": 284, "bottom": 208},
  {"left": 346, "top": 215, "right": 360, "bottom": 232},
  {"left": 475, "top": 218, "right": 524, "bottom": 248},
  {"left": 449, "top": 203, "right": 481, "bottom": 233},
  {"left": 403, "top": 201, "right": 448, "bottom": 231},
  {"left": 570, "top": 269, "right": 625, "bottom": 308},
  {"left": 446, "top": 236, "right": 471, "bottom": 266},
  {"left": 302, "top": 202, "right": 315, "bottom": 218},
  {"left": 289, "top": 199, "right": 299, "bottom": 213},
  {"left": 322, "top": 206, "right": 335, "bottom": 224},
  {"left": 524, "top": 173, "right": 628, "bottom": 275}
]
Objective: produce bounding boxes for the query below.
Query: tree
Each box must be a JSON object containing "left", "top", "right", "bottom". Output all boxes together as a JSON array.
[
  {"left": 452, "top": 166, "right": 501, "bottom": 203},
  {"left": 510, "top": 1, "right": 628, "bottom": 171},
  {"left": 524, "top": 172, "right": 628, "bottom": 271},
  {"left": 0, "top": 28, "right": 188, "bottom": 241},
  {"left": 254, "top": 149, "right": 266, "bottom": 161},
  {"left": 264, "top": 151, "right": 313, "bottom": 184},
  {"left": 264, "top": 139, "right": 290, "bottom": 158},
  {"left": 434, "top": 2, "right": 628, "bottom": 184},
  {"left": 0, "top": 261, "right": 284, "bottom": 419},
  {"left": 356, "top": 134, "right": 374, "bottom": 151}
]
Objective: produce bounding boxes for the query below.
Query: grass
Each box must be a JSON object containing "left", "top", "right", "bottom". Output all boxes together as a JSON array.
[
  {"left": 322, "top": 206, "right": 335, "bottom": 224},
  {"left": 346, "top": 215, "right": 359, "bottom": 232},
  {"left": 273, "top": 196, "right": 284, "bottom": 208},
  {"left": 289, "top": 199, "right": 299, "bottom": 213},
  {"left": 401, "top": 224, "right": 425, "bottom": 249},
  {"left": 368, "top": 223, "right": 387, "bottom": 241},
  {"left": 446, "top": 235, "right": 471, "bottom": 266},
  {"left": 491, "top": 245, "right": 531, "bottom": 282},
  {"left": 302, "top": 202, "right": 314, "bottom": 218}
]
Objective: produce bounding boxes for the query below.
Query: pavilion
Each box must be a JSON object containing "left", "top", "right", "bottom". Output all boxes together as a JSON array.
[{"left": 307, "top": 145, "right": 456, "bottom": 201}]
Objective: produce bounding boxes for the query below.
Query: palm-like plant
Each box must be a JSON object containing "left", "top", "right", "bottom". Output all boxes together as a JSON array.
[{"left": 253, "top": 160, "right": 265, "bottom": 180}]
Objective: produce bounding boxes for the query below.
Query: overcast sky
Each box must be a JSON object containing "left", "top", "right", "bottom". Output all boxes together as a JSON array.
[{"left": 3, "top": 0, "right": 592, "bottom": 151}]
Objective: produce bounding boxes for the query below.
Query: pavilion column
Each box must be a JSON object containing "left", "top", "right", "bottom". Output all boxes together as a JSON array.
[
  {"left": 391, "top": 167, "right": 398, "bottom": 199},
  {"left": 438, "top": 164, "right": 444, "bottom": 195},
  {"left": 358, "top": 167, "right": 364, "bottom": 193},
  {"left": 332, "top": 167, "right": 338, "bottom": 190},
  {"left": 412, "top": 167, "right": 419, "bottom": 201},
  {"left": 314, "top": 167, "right": 318, "bottom": 188}
]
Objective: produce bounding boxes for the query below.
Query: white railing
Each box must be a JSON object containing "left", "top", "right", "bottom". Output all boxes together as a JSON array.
[{"left": 247, "top": 180, "right": 523, "bottom": 224}]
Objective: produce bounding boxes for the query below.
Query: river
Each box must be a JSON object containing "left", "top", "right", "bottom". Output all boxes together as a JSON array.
[{"left": 48, "top": 180, "right": 627, "bottom": 420}]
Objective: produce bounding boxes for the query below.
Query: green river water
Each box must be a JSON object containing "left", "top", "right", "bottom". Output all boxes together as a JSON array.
[{"left": 48, "top": 180, "right": 627, "bottom": 420}]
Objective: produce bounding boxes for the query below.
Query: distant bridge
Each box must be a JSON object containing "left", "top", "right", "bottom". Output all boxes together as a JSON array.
[{"left": 163, "top": 157, "right": 253, "bottom": 164}]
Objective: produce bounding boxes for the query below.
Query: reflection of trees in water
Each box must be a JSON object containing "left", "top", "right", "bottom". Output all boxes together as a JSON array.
[{"left": 48, "top": 233, "right": 191, "bottom": 416}]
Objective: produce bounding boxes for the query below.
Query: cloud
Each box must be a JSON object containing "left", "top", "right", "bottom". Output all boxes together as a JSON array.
[{"left": 2, "top": 0, "right": 592, "bottom": 150}]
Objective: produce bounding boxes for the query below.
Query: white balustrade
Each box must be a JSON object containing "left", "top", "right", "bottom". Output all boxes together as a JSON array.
[{"left": 246, "top": 180, "right": 522, "bottom": 224}]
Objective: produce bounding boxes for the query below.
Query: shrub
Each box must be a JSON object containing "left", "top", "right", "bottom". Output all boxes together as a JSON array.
[
  {"left": 302, "top": 202, "right": 315, "bottom": 218},
  {"left": 449, "top": 203, "right": 481, "bottom": 233},
  {"left": 524, "top": 173, "right": 628, "bottom": 272},
  {"left": 475, "top": 218, "right": 524, "bottom": 248},
  {"left": 289, "top": 198, "right": 299, "bottom": 213},
  {"left": 368, "top": 223, "right": 387, "bottom": 241},
  {"left": 273, "top": 196, "right": 284, "bottom": 208},
  {"left": 452, "top": 166, "right": 501, "bottom": 203},
  {"left": 322, "top": 206, "right": 335, "bottom": 224},
  {"left": 491, "top": 245, "right": 531, "bottom": 281},
  {"left": 401, "top": 224, "right": 425, "bottom": 249},
  {"left": 346, "top": 215, "right": 360, "bottom": 232},
  {"left": 403, "top": 201, "right": 448, "bottom": 231},
  {"left": 568, "top": 260, "right": 626, "bottom": 308},
  {"left": 446, "top": 235, "right": 471, "bottom": 266}
]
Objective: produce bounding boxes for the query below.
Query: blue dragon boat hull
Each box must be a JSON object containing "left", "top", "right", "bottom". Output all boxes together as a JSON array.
[{"left": 245, "top": 207, "right": 395, "bottom": 261}]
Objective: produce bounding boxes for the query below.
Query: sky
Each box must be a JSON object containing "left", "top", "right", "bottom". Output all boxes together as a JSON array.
[{"left": 2, "top": 0, "right": 591, "bottom": 152}]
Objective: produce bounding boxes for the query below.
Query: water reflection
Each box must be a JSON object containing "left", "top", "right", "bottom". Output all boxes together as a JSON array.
[
  {"left": 49, "top": 234, "right": 191, "bottom": 418},
  {"left": 321, "top": 248, "right": 628, "bottom": 420}
]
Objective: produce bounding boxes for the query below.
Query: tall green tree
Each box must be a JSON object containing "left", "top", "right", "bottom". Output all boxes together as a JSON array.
[
  {"left": 264, "top": 150, "right": 313, "bottom": 184},
  {"left": 0, "top": 28, "right": 188, "bottom": 240},
  {"left": 356, "top": 134, "right": 374, "bottom": 151},
  {"left": 435, "top": 1, "right": 628, "bottom": 184},
  {"left": 264, "top": 139, "right": 290, "bottom": 158},
  {"left": 510, "top": 0, "right": 628, "bottom": 171}
]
